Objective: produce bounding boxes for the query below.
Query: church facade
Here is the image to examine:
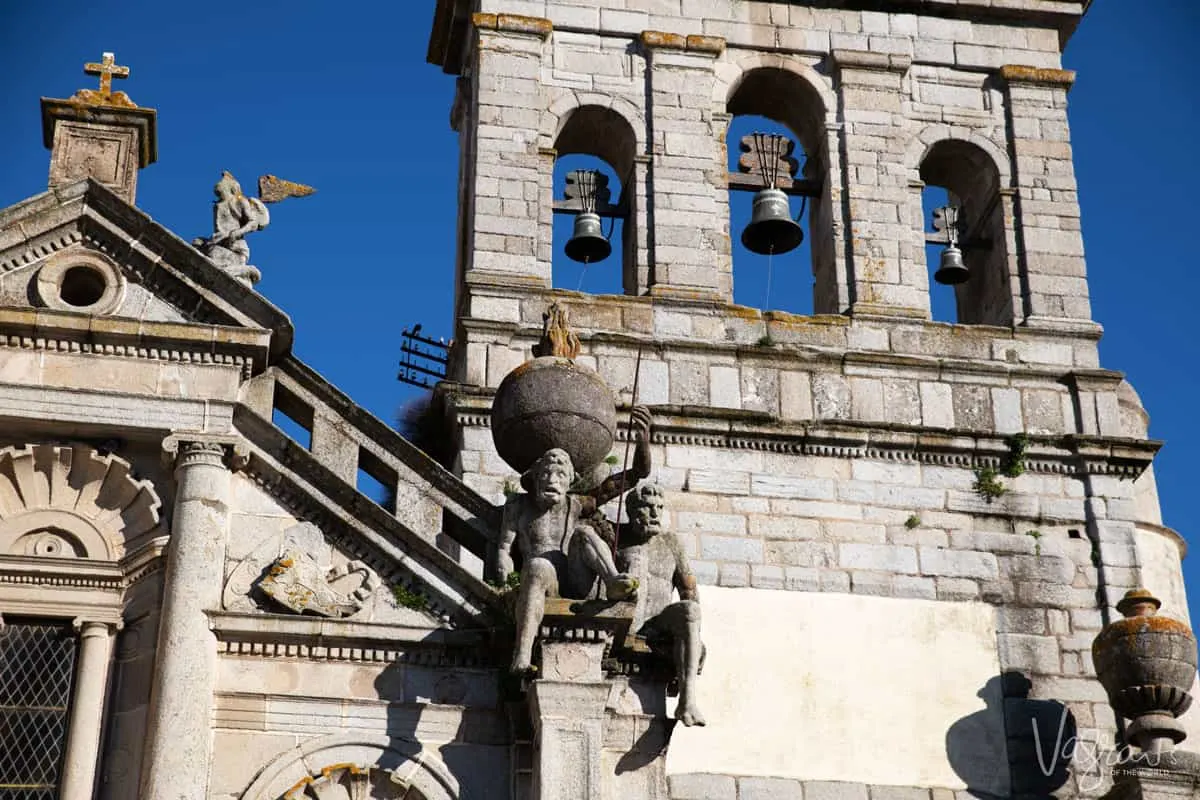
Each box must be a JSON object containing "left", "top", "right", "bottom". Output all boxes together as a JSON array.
[{"left": 2, "top": 2, "right": 1198, "bottom": 800}]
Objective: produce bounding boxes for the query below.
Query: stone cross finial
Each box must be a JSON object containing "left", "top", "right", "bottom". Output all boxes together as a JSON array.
[{"left": 84, "top": 52, "right": 129, "bottom": 98}]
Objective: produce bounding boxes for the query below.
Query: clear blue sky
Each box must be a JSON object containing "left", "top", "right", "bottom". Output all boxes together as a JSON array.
[{"left": 2, "top": 3, "right": 1198, "bottom": 612}]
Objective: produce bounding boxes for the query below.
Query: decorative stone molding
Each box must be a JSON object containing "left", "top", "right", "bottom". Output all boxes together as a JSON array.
[
  {"left": 0, "top": 306, "right": 265, "bottom": 380},
  {"left": 0, "top": 227, "right": 83, "bottom": 272},
  {"left": 450, "top": 398, "right": 1158, "bottom": 479},
  {"left": 472, "top": 12, "right": 552, "bottom": 39}
]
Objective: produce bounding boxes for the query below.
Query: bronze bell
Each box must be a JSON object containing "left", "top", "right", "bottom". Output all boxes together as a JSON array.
[
  {"left": 934, "top": 244, "right": 969, "bottom": 285},
  {"left": 741, "top": 188, "right": 804, "bottom": 256},
  {"left": 565, "top": 211, "right": 612, "bottom": 264}
]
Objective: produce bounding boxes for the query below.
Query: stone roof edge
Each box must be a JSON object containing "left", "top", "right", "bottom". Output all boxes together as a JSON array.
[
  {"left": 0, "top": 179, "right": 295, "bottom": 362},
  {"left": 426, "top": 0, "right": 1088, "bottom": 74}
]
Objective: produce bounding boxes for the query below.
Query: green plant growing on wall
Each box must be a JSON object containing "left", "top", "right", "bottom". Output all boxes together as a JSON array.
[
  {"left": 1002, "top": 433, "right": 1030, "bottom": 478},
  {"left": 392, "top": 583, "right": 429, "bottom": 612},
  {"left": 972, "top": 434, "right": 1030, "bottom": 502},
  {"left": 757, "top": 334, "right": 776, "bottom": 347},
  {"left": 1025, "top": 529, "right": 1043, "bottom": 556},
  {"left": 905, "top": 514, "right": 922, "bottom": 530},
  {"left": 973, "top": 466, "right": 1007, "bottom": 502},
  {"left": 488, "top": 571, "right": 522, "bottom": 592}
]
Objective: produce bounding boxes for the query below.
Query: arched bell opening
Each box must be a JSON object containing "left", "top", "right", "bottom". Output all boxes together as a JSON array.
[
  {"left": 725, "top": 67, "right": 833, "bottom": 315},
  {"left": 919, "top": 139, "right": 1010, "bottom": 326},
  {"left": 551, "top": 105, "right": 638, "bottom": 296}
]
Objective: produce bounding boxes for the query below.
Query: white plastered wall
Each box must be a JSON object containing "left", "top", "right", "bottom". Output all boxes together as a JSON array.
[{"left": 666, "top": 588, "right": 1008, "bottom": 793}]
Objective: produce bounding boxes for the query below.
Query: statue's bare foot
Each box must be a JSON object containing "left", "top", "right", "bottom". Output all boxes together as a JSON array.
[
  {"left": 676, "top": 698, "right": 706, "bottom": 727},
  {"left": 606, "top": 574, "right": 638, "bottom": 601}
]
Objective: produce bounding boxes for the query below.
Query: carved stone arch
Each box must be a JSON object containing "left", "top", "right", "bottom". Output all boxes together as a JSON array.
[
  {"left": 239, "top": 734, "right": 460, "bottom": 800},
  {"left": 543, "top": 90, "right": 647, "bottom": 294},
  {"left": 0, "top": 443, "right": 163, "bottom": 561},
  {"left": 543, "top": 89, "right": 647, "bottom": 159},
  {"left": 907, "top": 128, "right": 1017, "bottom": 326},
  {"left": 713, "top": 53, "right": 835, "bottom": 155},
  {"left": 905, "top": 126, "right": 1012, "bottom": 188}
]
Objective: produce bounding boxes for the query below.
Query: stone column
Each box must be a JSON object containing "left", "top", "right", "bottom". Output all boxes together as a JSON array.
[
  {"left": 59, "top": 619, "right": 120, "bottom": 800},
  {"left": 641, "top": 31, "right": 728, "bottom": 301},
  {"left": 529, "top": 641, "right": 612, "bottom": 800},
  {"left": 998, "top": 64, "right": 1093, "bottom": 330},
  {"left": 140, "top": 436, "right": 243, "bottom": 800},
  {"left": 832, "top": 49, "right": 925, "bottom": 319},
  {"left": 467, "top": 13, "right": 553, "bottom": 286}
]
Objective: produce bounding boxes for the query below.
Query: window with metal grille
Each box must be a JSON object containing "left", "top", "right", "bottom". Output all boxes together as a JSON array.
[{"left": 0, "top": 619, "right": 78, "bottom": 799}]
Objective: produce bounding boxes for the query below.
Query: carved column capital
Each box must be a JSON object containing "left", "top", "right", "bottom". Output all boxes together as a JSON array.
[
  {"left": 162, "top": 434, "right": 249, "bottom": 472},
  {"left": 71, "top": 618, "right": 124, "bottom": 637}
]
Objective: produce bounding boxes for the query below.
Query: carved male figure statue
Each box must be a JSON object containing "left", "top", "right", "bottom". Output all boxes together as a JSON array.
[
  {"left": 495, "top": 406, "right": 653, "bottom": 675},
  {"left": 620, "top": 483, "right": 706, "bottom": 726},
  {"left": 193, "top": 170, "right": 270, "bottom": 285}
]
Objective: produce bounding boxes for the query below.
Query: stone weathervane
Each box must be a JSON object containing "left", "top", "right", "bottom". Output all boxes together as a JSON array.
[{"left": 193, "top": 171, "right": 315, "bottom": 286}]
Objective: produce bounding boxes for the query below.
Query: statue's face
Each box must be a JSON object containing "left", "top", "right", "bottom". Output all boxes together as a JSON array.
[
  {"left": 533, "top": 459, "right": 573, "bottom": 506},
  {"left": 629, "top": 495, "right": 665, "bottom": 537}
]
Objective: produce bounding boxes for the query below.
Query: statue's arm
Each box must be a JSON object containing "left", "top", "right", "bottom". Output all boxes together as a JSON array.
[
  {"left": 494, "top": 499, "right": 519, "bottom": 583},
  {"left": 672, "top": 536, "right": 699, "bottom": 602},
  {"left": 590, "top": 405, "right": 652, "bottom": 506},
  {"left": 209, "top": 199, "right": 267, "bottom": 245}
]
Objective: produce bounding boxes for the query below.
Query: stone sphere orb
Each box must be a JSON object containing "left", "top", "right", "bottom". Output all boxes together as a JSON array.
[{"left": 491, "top": 357, "right": 617, "bottom": 475}]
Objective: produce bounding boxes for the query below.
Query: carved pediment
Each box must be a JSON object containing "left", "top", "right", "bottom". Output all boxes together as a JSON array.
[{"left": 0, "top": 179, "right": 293, "bottom": 358}]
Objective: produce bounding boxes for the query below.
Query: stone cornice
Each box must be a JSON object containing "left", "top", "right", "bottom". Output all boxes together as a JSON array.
[
  {"left": 444, "top": 387, "right": 1159, "bottom": 479},
  {"left": 0, "top": 307, "right": 268, "bottom": 379},
  {"left": 210, "top": 610, "right": 490, "bottom": 667}
]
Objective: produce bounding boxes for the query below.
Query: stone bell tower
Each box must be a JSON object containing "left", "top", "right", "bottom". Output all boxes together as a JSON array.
[{"left": 428, "top": 2, "right": 1195, "bottom": 799}]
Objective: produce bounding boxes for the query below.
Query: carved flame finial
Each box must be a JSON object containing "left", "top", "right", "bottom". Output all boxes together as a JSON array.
[{"left": 532, "top": 302, "right": 581, "bottom": 360}]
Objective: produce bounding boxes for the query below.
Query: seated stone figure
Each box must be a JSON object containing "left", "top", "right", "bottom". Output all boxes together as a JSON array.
[
  {"left": 495, "top": 407, "right": 652, "bottom": 676},
  {"left": 619, "top": 483, "right": 706, "bottom": 727}
]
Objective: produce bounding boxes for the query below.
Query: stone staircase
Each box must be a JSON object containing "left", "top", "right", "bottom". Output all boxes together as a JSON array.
[{"left": 237, "top": 354, "right": 502, "bottom": 620}]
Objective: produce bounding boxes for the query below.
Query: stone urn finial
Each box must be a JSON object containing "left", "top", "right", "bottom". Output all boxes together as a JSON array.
[
  {"left": 1092, "top": 589, "right": 1199, "bottom": 754},
  {"left": 490, "top": 302, "right": 616, "bottom": 475}
]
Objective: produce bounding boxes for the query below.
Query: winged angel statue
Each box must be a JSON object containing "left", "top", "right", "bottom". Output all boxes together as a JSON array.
[{"left": 193, "top": 171, "right": 314, "bottom": 286}]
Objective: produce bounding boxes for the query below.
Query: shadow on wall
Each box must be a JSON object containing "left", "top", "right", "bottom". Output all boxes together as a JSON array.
[
  {"left": 374, "top": 658, "right": 511, "bottom": 800},
  {"left": 946, "top": 671, "right": 1075, "bottom": 800}
]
